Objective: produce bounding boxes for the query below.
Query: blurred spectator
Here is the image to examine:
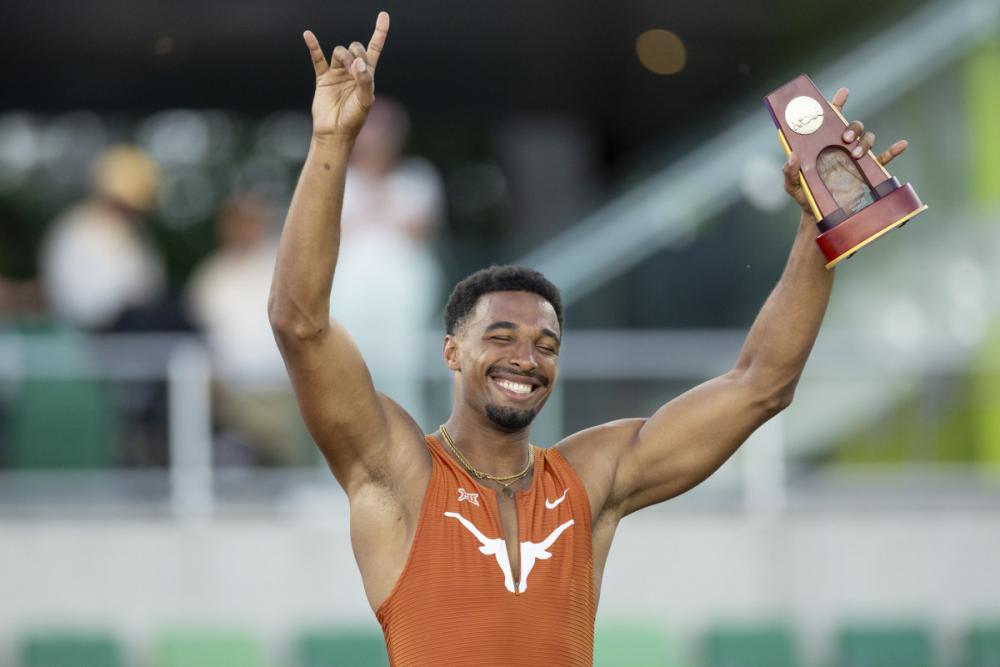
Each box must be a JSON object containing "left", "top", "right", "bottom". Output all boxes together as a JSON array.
[
  {"left": 0, "top": 277, "right": 44, "bottom": 324},
  {"left": 185, "top": 193, "right": 309, "bottom": 466},
  {"left": 39, "top": 145, "right": 167, "bottom": 331},
  {"left": 332, "top": 98, "right": 445, "bottom": 431}
]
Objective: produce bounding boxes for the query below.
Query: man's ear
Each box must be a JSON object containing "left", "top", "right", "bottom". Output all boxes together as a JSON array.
[{"left": 443, "top": 335, "right": 461, "bottom": 372}]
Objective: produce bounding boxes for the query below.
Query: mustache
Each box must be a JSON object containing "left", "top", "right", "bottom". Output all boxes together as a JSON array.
[{"left": 488, "top": 365, "right": 550, "bottom": 388}]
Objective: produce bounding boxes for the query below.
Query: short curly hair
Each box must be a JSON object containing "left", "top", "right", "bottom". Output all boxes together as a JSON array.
[{"left": 444, "top": 265, "right": 564, "bottom": 336}]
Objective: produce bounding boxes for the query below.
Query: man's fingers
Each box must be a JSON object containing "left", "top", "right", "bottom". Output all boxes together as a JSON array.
[
  {"left": 352, "top": 58, "right": 375, "bottom": 107},
  {"left": 348, "top": 41, "right": 368, "bottom": 65},
  {"left": 842, "top": 119, "right": 864, "bottom": 145},
  {"left": 783, "top": 152, "right": 801, "bottom": 190},
  {"left": 853, "top": 131, "right": 875, "bottom": 159},
  {"left": 876, "top": 139, "right": 908, "bottom": 166},
  {"left": 831, "top": 87, "right": 849, "bottom": 113},
  {"left": 307, "top": 11, "right": 387, "bottom": 79},
  {"left": 782, "top": 152, "right": 810, "bottom": 210},
  {"left": 332, "top": 45, "right": 354, "bottom": 71},
  {"left": 367, "top": 11, "right": 390, "bottom": 69},
  {"left": 784, "top": 150, "right": 800, "bottom": 172},
  {"left": 303, "top": 30, "right": 329, "bottom": 76}
]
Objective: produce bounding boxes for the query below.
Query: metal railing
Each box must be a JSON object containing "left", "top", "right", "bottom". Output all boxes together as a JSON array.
[{"left": 2, "top": 329, "right": 999, "bottom": 519}]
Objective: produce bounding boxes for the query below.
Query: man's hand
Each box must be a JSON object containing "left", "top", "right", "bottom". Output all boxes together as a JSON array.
[
  {"left": 783, "top": 87, "right": 909, "bottom": 215},
  {"left": 303, "top": 11, "right": 390, "bottom": 140}
]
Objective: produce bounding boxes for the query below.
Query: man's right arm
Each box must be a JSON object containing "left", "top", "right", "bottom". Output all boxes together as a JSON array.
[{"left": 268, "top": 14, "right": 406, "bottom": 493}]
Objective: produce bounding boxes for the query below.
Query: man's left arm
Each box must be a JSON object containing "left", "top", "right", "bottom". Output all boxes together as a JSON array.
[
  {"left": 612, "top": 208, "right": 830, "bottom": 515},
  {"left": 605, "top": 88, "right": 909, "bottom": 516}
]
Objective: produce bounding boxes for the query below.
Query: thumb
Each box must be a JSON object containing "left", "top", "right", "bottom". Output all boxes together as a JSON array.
[{"left": 783, "top": 151, "right": 802, "bottom": 190}]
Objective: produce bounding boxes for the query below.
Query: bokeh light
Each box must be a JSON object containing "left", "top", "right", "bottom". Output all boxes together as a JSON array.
[{"left": 636, "top": 29, "right": 687, "bottom": 75}]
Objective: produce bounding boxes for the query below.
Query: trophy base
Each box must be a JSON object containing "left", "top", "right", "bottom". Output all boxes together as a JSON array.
[{"left": 816, "top": 183, "right": 928, "bottom": 268}]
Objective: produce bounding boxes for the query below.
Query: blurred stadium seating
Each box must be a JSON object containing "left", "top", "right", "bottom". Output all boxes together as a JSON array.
[
  {"left": 701, "top": 622, "right": 799, "bottom": 667},
  {"left": 834, "top": 623, "right": 935, "bottom": 667},
  {"left": 151, "top": 629, "right": 264, "bottom": 667},
  {"left": 296, "top": 628, "right": 388, "bottom": 667},
  {"left": 13, "top": 620, "right": 1000, "bottom": 666},
  {"left": 18, "top": 631, "right": 123, "bottom": 667}
]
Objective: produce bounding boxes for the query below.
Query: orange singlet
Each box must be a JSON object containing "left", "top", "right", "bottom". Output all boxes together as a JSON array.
[{"left": 376, "top": 435, "right": 596, "bottom": 666}]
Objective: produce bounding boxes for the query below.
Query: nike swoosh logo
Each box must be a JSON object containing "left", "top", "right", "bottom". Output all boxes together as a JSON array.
[{"left": 545, "top": 489, "right": 569, "bottom": 510}]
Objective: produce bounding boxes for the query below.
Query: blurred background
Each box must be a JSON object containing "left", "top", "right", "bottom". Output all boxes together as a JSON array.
[{"left": 2, "top": 0, "right": 999, "bottom": 665}]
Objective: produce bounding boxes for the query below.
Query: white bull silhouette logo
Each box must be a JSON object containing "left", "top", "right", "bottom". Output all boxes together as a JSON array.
[{"left": 444, "top": 511, "right": 574, "bottom": 593}]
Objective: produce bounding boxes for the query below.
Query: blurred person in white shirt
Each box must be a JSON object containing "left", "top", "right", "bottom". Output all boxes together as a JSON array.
[
  {"left": 186, "top": 192, "right": 309, "bottom": 466},
  {"left": 40, "top": 145, "right": 166, "bottom": 331},
  {"left": 332, "top": 97, "right": 445, "bottom": 432}
]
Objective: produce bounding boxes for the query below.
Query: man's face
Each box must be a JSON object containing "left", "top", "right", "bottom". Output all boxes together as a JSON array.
[{"left": 446, "top": 291, "right": 561, "bottom": 432}]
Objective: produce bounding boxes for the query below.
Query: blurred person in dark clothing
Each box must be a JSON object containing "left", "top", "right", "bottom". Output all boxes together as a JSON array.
[
  {"left": 39, "top": 145, "right": 168, "bottom": 331},
  {"left": 0, "top": 277, "right": 44, "bottom": 323}
]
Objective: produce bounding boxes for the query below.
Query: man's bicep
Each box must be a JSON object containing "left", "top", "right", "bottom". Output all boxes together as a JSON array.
[
  {"left": 618, "top": 371, "right": 776, "bottom": 514},
  {"left": 274, "top": 319, "right": 391, "bottom": 486}
]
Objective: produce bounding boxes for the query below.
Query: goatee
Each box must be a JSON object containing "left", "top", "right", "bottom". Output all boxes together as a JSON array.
[{"left": 485, "top": 404, "right": 537, "bottom": 432}]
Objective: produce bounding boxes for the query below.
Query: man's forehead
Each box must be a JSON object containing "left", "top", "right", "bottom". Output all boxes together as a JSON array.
[{"left": 467, "top": 291, "right": 560, "bottom": 333}]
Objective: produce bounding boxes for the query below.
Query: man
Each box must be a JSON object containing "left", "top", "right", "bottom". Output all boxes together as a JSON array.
[{"left": 268, "top": 12, "right": 909, "bottom": 666}]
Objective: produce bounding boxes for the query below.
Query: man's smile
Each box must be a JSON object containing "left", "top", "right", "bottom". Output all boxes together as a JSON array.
[
  {"left": 487, "top": 367, "right": 546, "bottom": 402},
  {"left": 491, "top": 376, "right": 538, "bottom": 400}
]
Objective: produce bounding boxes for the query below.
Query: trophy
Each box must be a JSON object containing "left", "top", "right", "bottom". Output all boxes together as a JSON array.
[{"left": 764, "top": 74, "right": 927, "bottom": 268}]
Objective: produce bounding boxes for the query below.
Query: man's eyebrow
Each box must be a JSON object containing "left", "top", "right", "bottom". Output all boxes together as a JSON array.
[
  {"left": 484, "top": 321, "right": 518, "bottom": 333},
  {"left": 482, "top": 321, "right": 561, "bottom": 343},
  {"left": 483, "top": 320, "right": 562, "bottom": 345}
]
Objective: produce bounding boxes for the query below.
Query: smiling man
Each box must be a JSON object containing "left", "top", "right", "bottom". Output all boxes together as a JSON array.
[{"left": 267, "top": 11, "right": 909, "bottom": 667}]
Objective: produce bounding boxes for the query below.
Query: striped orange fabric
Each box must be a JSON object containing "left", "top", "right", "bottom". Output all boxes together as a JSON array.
[{"left": 376, "top": 435, "right": 595, "bottom": 666}]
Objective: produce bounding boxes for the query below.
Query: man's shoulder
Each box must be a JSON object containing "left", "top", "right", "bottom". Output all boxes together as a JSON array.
[
  {"left": 552, "top": 418, "right": 645, "bottom": 516},
  {"left": 553, "top": 417, "right": 645, "bottom": 459}
]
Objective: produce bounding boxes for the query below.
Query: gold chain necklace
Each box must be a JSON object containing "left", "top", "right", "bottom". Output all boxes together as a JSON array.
[{"left": 438, "top": 425, "right": 533, "bottom": 498}]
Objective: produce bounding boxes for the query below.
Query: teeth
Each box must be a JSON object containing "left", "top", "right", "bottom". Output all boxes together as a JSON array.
[{"left": 496, "top": 379, "right": 532, "bottom": 395}]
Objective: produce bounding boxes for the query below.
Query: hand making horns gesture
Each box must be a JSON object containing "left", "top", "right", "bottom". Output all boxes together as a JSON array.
[
  {"left": 302, "top": 11, "right": 390, "bottom": 139},
  {"left": 783, "top": 87, "right": 909, "bottom": 215}
]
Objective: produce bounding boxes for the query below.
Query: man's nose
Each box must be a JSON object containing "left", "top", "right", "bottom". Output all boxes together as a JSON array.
[{"left": 508, "top": 339, "right": 537, "bottom": 370}]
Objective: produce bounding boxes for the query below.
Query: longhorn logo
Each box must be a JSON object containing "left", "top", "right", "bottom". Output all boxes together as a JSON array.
[{"left": 444, "top": 511, "right": 574, "bottom": 593}]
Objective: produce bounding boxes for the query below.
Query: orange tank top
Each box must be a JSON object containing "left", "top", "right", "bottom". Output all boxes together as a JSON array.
[{"left": 375, "top": 435, "right": 596, "bottom": 666}]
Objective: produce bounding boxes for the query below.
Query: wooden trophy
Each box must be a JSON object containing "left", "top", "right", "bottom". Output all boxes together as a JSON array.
[{"left": 764, "top": 74, "right": 927, "bottom": 268}]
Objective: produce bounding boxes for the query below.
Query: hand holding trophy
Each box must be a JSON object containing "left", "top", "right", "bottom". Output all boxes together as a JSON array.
[{"left": 765, "top": 75, "right": 928, "bottom": 268}]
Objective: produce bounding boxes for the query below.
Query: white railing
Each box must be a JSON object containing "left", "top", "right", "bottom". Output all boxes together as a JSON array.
[
  {"left": 0, "top": 333, "right": 216, "bottom": 519},
  {"left": 2, "top": 330, "right": 999, "bottom": 519}
]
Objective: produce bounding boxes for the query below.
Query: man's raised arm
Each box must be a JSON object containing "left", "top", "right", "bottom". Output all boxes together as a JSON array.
[
  {"left": 572, "top": 89, "right": 910, "bottom": 516},
  {"left": 268, "top": 13, "right": 401, "bottom": 490}
]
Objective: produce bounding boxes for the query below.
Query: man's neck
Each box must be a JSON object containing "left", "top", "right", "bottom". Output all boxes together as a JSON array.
[{"left": 441, "top": 410, "right": 532, "bottom": 479}]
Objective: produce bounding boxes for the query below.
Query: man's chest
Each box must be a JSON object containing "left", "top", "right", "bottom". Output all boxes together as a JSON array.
[{"left": 442, "top": 483, "right": 578, "bottom": 595}]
